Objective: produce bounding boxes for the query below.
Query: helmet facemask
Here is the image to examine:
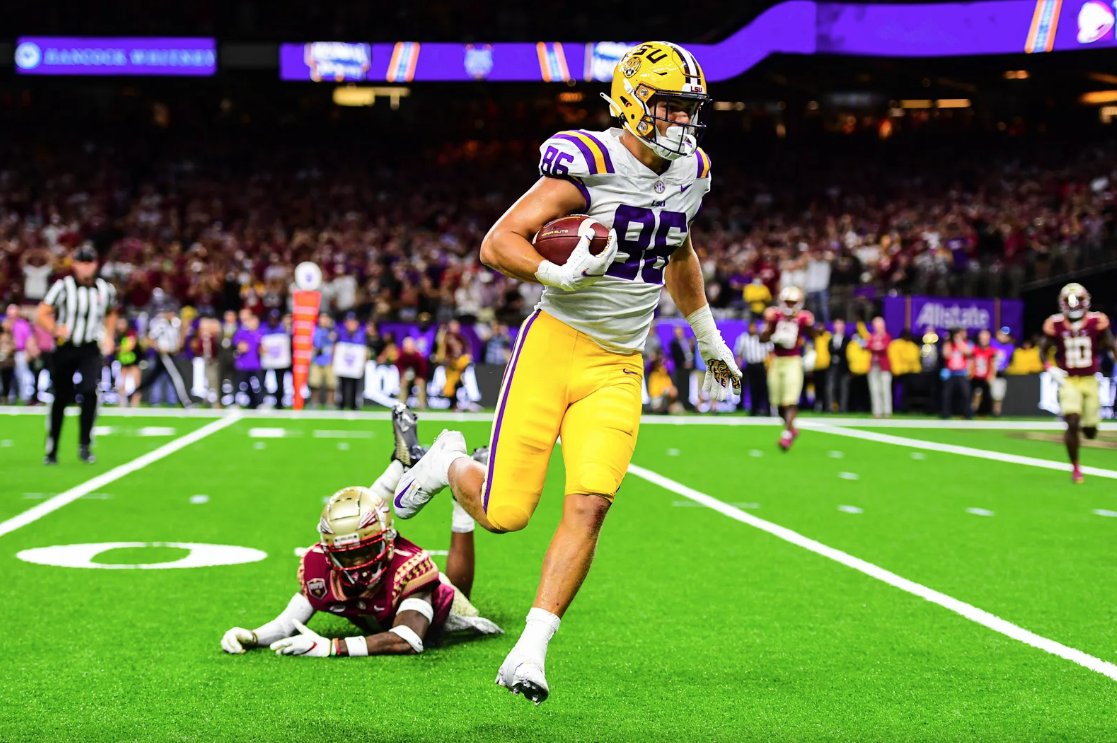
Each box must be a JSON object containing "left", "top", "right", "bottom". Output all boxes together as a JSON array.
[
  {"left": 1059, "top": 283, "right": 1091, "bottom": 322},
  {"left": 318, "top": 486, "right": 395, "bottom": 592},
  {"left": 632, "top": 89, "right": 709, "bottom": 161}
]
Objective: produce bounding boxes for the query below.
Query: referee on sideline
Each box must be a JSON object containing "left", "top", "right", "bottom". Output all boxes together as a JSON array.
[{"left": 35, "top": 245, "right": 117, "bottom": 464}]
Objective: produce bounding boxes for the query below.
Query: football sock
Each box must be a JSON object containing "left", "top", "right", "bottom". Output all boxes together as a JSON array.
[
  {"left": 370, "top": 460, "right": 405, "bottom": 501},
  {"left": 514, "top": 608, "right": 560, "bottom": 663},
  {"left": 451, "top": 498, "right": 476, "bottom": 533}
]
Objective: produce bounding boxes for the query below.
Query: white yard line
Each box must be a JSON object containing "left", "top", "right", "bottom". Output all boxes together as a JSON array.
[
  {"left": 800, "top": 422, "right": 1117, "bottom": 480},
  {"left": 4, "top": 405, "right": 1113, "bottom": 430},
  {"left": 0, "top": 413, "right": 243, "bottom": 540},
  {"left": 627, "top": 463, "right": 1117, "bottom": 684}
]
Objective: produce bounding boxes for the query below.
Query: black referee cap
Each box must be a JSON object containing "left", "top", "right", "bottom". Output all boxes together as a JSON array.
[{"left": 73, "top": 245, "right": 98, "bottom": 262}]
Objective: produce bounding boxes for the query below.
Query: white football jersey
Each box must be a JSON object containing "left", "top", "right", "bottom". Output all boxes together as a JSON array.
[{"left": 536, "top": 127, "right": 711, "bottom": 354}]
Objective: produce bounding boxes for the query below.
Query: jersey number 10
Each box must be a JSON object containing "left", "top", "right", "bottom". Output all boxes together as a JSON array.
[
  {"left": 606, "top": 205, "right": 688, "bottom": 285},
  {"left": 1064, "top": 336, "right": 1093, "bottom": 369}
]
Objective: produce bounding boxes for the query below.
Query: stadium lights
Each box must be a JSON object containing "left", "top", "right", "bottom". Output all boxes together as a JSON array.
[
  {"left": 713, "top": 101, "right": 747, "bottom": 111},
  {"left": 899, "top": 99, "right": 970, "bottom": 109},
  {"left": 332, "top": 86, "right": 410, "bottom": 108},
  {"left": 936, "top": 98, "right": 971, "bottom": 109},
  {"left": 1100, "top": 105, "right": 1117, "bottom": 124},
  {"left": 1080, "top": 90, "right": 1117, "bottom": 105},
  {"left": 900, "top": 99, "right": 933, "bottom": 109},
  {"left": 557, "top": 91, "right": 584, "bottom": 103},
  {"left": 1003, "top": 70, "right": 1030, "bottom": 80}
]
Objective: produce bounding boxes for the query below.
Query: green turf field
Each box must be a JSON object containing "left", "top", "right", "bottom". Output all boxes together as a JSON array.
[{"left": 2, "top": 409, "right": 1116, "bottom": 741}]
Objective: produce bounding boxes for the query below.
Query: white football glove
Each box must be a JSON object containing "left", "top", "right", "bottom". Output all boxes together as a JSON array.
[
  {"left": 686, "top": 306, "right": 743, "bottom": 403},
  {"left": 535, "top": 222, "right": 618, "bottom": 292},
  {"left": 221, "top": 627, "right": 257, "bottom": 655},
  {"left": 269, "top": 620, "right": 333, "bottom": 658},
  {"left": 1045, "top": 365, "right": 1068, "bottom": 385}
]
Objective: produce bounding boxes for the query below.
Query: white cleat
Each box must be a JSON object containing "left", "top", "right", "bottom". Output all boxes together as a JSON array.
[
  {"left": 496, "top": 652, "right": 550, "bottom": 705},
  {"left": 392, "top": 429, "right": 467, "bottom": 519}
]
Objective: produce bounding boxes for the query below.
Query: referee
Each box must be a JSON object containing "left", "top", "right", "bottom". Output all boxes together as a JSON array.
[{"left": 35, "top": 245, "right": 117, "bottom": 464}]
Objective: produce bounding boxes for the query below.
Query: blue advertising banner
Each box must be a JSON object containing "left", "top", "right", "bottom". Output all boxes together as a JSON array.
[{"left": 15, "top": 37, "right": 216, "bottom": 76}]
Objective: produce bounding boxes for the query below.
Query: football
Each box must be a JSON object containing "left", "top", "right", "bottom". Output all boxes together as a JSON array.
[{"left": 533, "top": 215, "right": 610, "bottom": 265}]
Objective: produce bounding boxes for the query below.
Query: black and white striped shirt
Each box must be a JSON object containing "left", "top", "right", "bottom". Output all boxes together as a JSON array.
[
  {"left": 735, "top": 332, "right": 773, "bottom": 366},
  {"left": 42, "top": 276, "right": 117, "bottom": 346}
]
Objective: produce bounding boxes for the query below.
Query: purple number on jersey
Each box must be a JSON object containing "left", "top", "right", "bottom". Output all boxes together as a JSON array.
[
  {"left": 606, "top": 205, "right": 688, "bottom": 285},
  {"left": 541, "top": 146, "right": 574, "bottom": 176}
]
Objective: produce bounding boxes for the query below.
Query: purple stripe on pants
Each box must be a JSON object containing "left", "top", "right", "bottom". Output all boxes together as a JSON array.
[
  {"left": 577, "top": 130, "right": 615, "bottom": 174},
  {"left": 483, "top": 310, "right": 540, "bottom": 511},
  {"left": 554, "top": 133, "right": 599, "bottom": 175}
]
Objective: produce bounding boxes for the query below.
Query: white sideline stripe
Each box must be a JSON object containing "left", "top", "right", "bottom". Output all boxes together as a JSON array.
[
  {"left": 800, "top": 422, "right": 1117, "bottom": 480},
  {"left": 0, "top": 413, "right": 243, "bottom": 540},
  {"left": 4, "top": 405, "right": 1114, "bottom": 430},
  {"left": 627, "top": 463, "right": 1117, "bottom": 683}
]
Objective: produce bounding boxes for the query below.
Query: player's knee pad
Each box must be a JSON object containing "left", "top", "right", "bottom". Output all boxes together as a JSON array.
[
  {"left": 484, "top": 500, "right": 532, "bottom": 533},
  {"left": 1083, "top": 426, "right": 1098, "bottom": 440}
]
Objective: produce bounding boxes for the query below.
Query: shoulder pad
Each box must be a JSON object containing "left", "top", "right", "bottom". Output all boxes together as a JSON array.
[
  {"left": 540, "top": 130, "right": 615, "bottom": 178},
  {"left": 799, "top": 310, "right": 815, "bottom": 326},
  {"left": 394, "top": 549, "right": 439, "bottom": 600},
  {"left": 297, "top": 546, "right": 331, "bottom": 602}
]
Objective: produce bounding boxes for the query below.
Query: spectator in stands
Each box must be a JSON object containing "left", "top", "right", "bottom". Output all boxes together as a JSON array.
[
  {"left": 0, "top": 326, "right": 14, "bottom": 402},
  {"left": 334, "top": 312, "right": 368, "bottom": 411},
  {"left": 233, "top": 311, "right": 264, "bottom": 409},
  {"left": 3, "top": 304, "right": 33, "bottom": 402},
  {"left": 970, "top": 329, "right": 997, "bottom": 416},
  {"left": 396, "top": 335, "right": 429, "bottom": 410},
  {"left": 217, "top": 311, "right": 239, "bottom": 407},
  {"left": 309, "top": 313, "right": 337, "bottom": 409},
  {"left": 21, "top": 248, "right": 53, "bottom": 304},
  {"left": 669, "top": 325, "right": 696, "bottom": 412},
  {"left": 865, "top": 316, "right": 893, "bottom": 418},
  {"left": 441, "top": 333, "right": 472, "bottom": 410},
  {"left": 192, "top": 316, "right": 222, "bottom": 408},
  {"left": 805, "top": 246, "right": 833, "bottom": 324},
  {"left": 846, "top": 333, "right": 872, "bottom": 412},
  {"left": 990, "top": 327, "right": 1015, "bottom": 417},
  {"left": 483, "top": 321, "right": 512, "bottom": 366},
  {"left": 1006, "top": 335, "right": 1044, "bottom": 375},
  {"left": 743, "top": 278, "right": 771, "bottom": 321},
  {"left": 114, "top": 316, "right": 141, "bottom": 406},
  {"left": 941, "top": 328, "right": 974, "bottom": 419},
  {"left": 810, "top": 322, "right": 832, "bottom": 413},
  {"left": 645, "top": 353, "right": 682, "bottom": 414},
  {"left": 260, "top": 310, "right": 292, "bottom": 409},
  {"left": 828, "top": 318, "right": 852, "bottom": 413},
  {"left": 887, "top": 330, "right": 921, "bottom": 413}
]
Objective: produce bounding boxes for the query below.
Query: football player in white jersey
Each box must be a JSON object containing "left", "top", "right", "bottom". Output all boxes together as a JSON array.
[{"left": 392, "top": 41, "right": 740, "bottom": 703}]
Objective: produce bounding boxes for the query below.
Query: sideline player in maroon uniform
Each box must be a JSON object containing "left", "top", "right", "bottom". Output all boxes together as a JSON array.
[
  {"left": 220, "top": 406, "right": 500, "bottom": 657},
  {"left": 1039, "top": 283, "right": 1116, "bottom": 484},
  {"left": 760, "top": 286, "right": 815, "bottom": 451}
]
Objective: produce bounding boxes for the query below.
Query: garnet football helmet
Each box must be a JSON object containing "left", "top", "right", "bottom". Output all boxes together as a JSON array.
[
  {"left": 319, "top": 486, "right": 395, "bottom": 589},
  {"left": 1058, "top": 282, "right": 1091, "bottom": 321},
  {"left": 603, "top": 41, "right": 710, "bottom": 161},
  {"left": 777, "top": 286, "right": 805, "bottom": 316}
]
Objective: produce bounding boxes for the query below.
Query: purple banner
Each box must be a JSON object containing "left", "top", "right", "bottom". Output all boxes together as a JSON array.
[
  {"left": 278, "top": 1, "right": 1116, "bottom": 83},
  {"left": 279, "top": 42, "right": 373, "bottom": 82},
  {"left": 883, "top": 296, "right": 1024, "bottom": 338},
  {"left": 15, "top": 37, "right": 216, "bottom": 76}
]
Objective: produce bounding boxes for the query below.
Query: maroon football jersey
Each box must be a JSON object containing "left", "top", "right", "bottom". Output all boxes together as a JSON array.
[
  {"left": 768, "top": 310, "right": 815, "bottom": 358},
  {"left": 298, "top": 535, "right": 455, "bottom": 636},
  {"left": 1043, "top": 312, "right": 1111, "bottom": 376}
]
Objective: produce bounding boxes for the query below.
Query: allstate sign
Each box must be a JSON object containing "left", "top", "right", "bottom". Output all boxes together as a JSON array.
[{"left": 883, "top": 296, "right": 1023, "bottom": 336}]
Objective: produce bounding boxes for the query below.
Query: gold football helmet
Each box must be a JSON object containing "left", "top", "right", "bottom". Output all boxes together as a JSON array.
[
  {"left": 1058, "top": 282, "right": 1090, "bottom": 321},
  {"left": 778, "top": 286, "right": 805, "bottom": 316},
  {"left": 603, "top": 41, "right": 710, "bottom": 161},
  {"left": 318, "top": 486, "right": 395, "bottom": 589}
]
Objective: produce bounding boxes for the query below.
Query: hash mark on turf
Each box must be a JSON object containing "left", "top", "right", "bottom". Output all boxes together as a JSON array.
[
  {"left": 0, "top": 439, "right": 11, "bottom": 447},
  {"left": 966, "top": 508, "right": 995, "bottom": 517},
  {"left": 838, "top": 505, "right": 863, "bottom": 514},
  {"left": 82, "top": 493, "right": 112, "bottom": 500},
  {"left": 838, "top": 472, "right": 860, "bottom": 480},
  {"left": 92, "top": 426, "right": 114, "bottom": 436},
  {"left": 1092, "top": 509, "right": 1117, "bottom": 517},
  {"left": 828, "top": 450, "right": 845, "bottom": 458},
  {"left": 910, "top": 452, "right": 927, "bottom": 460},
  {"left": 253, "top": 442, "right": 266, "bottom": 450},
  {"left": 337, "top": 442, "right": 350, "bottom": 451},
  {"left": 666, "top": 448, "right": 681, "bottom": 456},
  {"left": 189, "top": 494, "right": 209, "bottom": 504},
  {"left": 248, "top": 427, "right": 288, "bottom": 438},
  {"left": 748, "top": 449, "right": 764, "bottom": 458},
  {"left": 137, "top": 426, "right": 176, "bottom": 437}
]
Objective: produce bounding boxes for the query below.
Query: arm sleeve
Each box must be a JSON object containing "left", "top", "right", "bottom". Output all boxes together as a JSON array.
[{"left": 252, "top": 593, "right": 315, "bottom": 646}]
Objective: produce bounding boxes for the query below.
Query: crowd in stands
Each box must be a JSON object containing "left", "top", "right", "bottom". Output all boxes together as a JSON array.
[{"left": 2, "top": 127, "right": 1115, "bottom": 411}]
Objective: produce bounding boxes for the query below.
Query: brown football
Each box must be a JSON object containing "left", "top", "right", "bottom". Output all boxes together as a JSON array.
[{"left": 533, "top": 215, "right": 610, "bottom": 265}]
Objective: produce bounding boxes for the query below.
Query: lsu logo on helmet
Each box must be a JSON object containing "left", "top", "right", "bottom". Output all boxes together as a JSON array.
[{"left": 603, "top": 41, "right": 710, "bottom": 161}]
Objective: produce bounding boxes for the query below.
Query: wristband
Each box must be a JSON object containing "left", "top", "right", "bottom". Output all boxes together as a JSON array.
[
  {"left": 398, "top": 597, "right": 435, "bottom": 622},
  {"left": 388, "top": 625, "right": 425, "bottom": 653},
  {"left": 344, "top": 636, "right": 368, "bottom": 657},
  {"left": 686, "top": 305, "right": 717, "bottom": 341}
]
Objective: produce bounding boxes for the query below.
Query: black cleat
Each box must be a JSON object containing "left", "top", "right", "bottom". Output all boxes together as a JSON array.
[
  {"left": 510, "top": 680, "right": 549, "bottom": 706},
  {"left": 471, "top": 446, "right": 490, "bottom": 467},
  {"left": 43, "top": 453, "right": 58, "bottom": 466},
  {"left": 78, "top": 446, "right": 96, "bottom": 464},
  {"left": 391, "top": 404, "right": 427, "bottom": 467}
]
